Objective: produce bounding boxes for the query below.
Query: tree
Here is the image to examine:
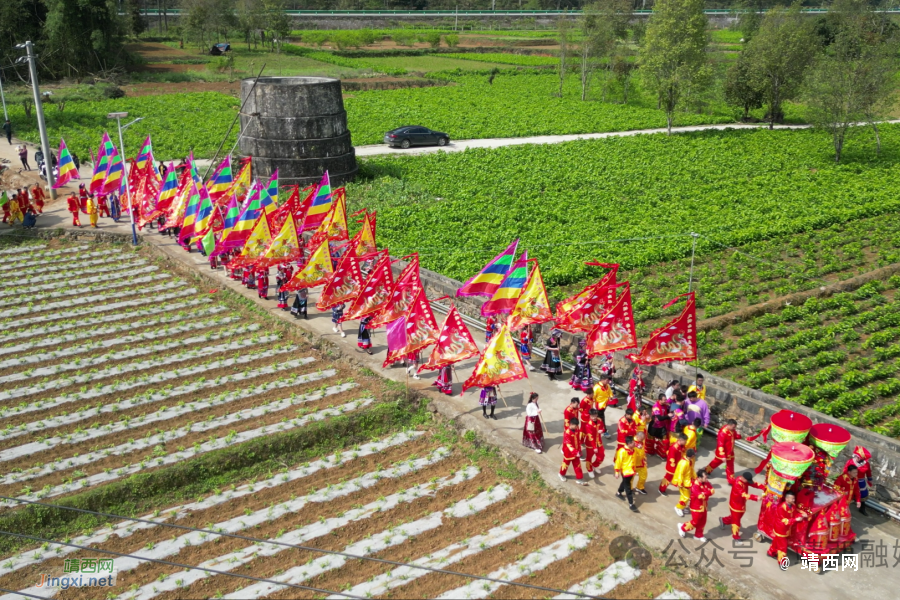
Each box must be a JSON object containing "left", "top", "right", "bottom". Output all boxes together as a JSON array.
[
  {"left": 579, "top": 0, "right": 630, "bottom": 102},
  {"left": 557, "top": 11, "right": 572, "bottom": 98},
  {"left": 724, "top": 54, "right": 763, "bottom": 121},
  {"left": 639, "top": 0, "right": 709, "bottom": 134},
  {"left": 742, "top": 4, "right": 818, "bottom": 129},
  {"left": 804, "top": 0, "right": 899, "bottom": 162},
  {"left": 42, "top": 0, "right": 124, "bottom": 78}
]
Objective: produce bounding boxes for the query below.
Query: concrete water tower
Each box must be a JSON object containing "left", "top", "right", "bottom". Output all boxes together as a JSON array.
[{"left": 238, "top": 76, "right": 357, "bottom": 186}]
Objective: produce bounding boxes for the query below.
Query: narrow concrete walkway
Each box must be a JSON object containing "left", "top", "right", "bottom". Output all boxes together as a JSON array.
[
  {"left": 14, "top": 200, "right": 900, "bottom": 600},
  {"left": 353, "top": 120, "right": 900, "bottom": 157}
]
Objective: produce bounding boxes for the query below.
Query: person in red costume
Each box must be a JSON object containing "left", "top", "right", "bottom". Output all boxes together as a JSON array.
[
  {"left": 66, "top": 193, "right": 81, "bottom": 227},
  {"left": 720, "top": 471, "right": 765, "bottom": 542},
  {"left": 678, "top": 470, "right": 714, "bottom": 542},
  {"left": 844, "top": 446, "right": 874, "bottom": 515},
  {"left": 582, "top": 409, "right": 604, "bottom": 478},
  {"left": 704, "top": 419, "right": 743, "bottom": 483},
  {"left": 563, "top": 398, "right": 579, "bottom": 432},
  {"left": 616, "top": 408, "right": 637, "bottom": 453},
  {"left": 559, "top": 418, "right": 587, "bottom": 485},
  {"left": 834, "top": 465, "right": 862, "bottom": 509},
  {"left": 767, "top": 491, "right": 806, "bottom": 564},
  {"left": 659, "top": 433, "right": 687, "bottom": 495}
]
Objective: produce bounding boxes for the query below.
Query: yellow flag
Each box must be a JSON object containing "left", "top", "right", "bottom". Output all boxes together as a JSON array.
[
  {"left": 255, "top": 215, "right": 303, "bottom": 268},
  {"left": 462, "top": 324, "right": 528, "bottom": 391},
  {"left": 507, "top": 262, "right": 553, "bottom": 331},
  {"left": 282, "top": 237, "right": 334, "bottom": 291},
  {"left": 318, "top": 188, "right": 348, "bottom": 241},
  {"left": 356, "top": 212, "right": 377, "bottom": 256},
  {"left": 229, "top": 215, "right": 272, "bottom": 269}
]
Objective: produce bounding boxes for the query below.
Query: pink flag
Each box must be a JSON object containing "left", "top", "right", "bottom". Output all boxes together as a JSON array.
[{"left": 386, "top": 317, "right": 408, "bottom": 354}]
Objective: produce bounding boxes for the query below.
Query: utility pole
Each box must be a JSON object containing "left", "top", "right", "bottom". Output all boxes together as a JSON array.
[
  {"left": 18, "top": 41, "right": 56, "bottom": 198},
  {"left": 0, "top": 72, "right": 8, "bottom": 121}
]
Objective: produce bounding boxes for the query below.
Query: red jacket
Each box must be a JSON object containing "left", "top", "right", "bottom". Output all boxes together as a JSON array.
[
  {"left": 581, "top": 418, "right": 599, "bottom": 449},
  {"left": 833, "top": 472, "right": 861, "bottom": 504},
  {"left": 715, "top": 428, "right": 742, "bottom": 460},
  {"left": 579, "top": 396, "right": 593, "bottom": 425},
  {"left": 66, "top": 196, "right": 80, "bottom": 213},
  {"left": 728, "top": 477, "right": 764, "bottom": 514},
  {"left": 689, "top": 480, "right": 714, "bottom": 513},
  {"left": 617, "top": 416, "right": 637, "bottom": 445},
  {"left": 561, "top": 428, "right": 581, "bottom": 460},
  {"left": 665, "top": 443, "right": 684, "bottom": 477},
  {"left": 773, "top": 501, "right": 798, "bottom": 538},
  {"left": 563, "top": 405, "right": 578, "bottom": 430}
]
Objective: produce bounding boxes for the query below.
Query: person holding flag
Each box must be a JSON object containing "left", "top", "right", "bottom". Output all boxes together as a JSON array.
[
  {"left": 518, "top": 326, "right": 535, "bottom": 371},
  {"left": 480, "top": 386, "right": 498, "bottom": 419},
  {"left": 357, "top": 316, "right": 374, "bottom": 355},
  {"left": 522, "top": 392, "right": 544, "bottom": 453}
]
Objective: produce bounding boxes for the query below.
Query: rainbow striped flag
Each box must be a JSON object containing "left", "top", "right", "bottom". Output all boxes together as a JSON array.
[
  {"left": 207, "top": 156, "right": 233, "bottom": 204},
  {"left": 258, "top": 183, "right": 276, "bottom": 216},
  {"left": 265, "top": 169, "right": 279, "bottom": 205},
  {"left": 177, "top": 182, "right": 202, "bottom": 245},
  {"left": 101, "top": 151, "right": 125, "bottom": 195},
  {"left": 99, "top": 132, "right": 115, "bottom": 157},
  {"left": 301, "top": 171, "right": 332, "bottom": 232},
  {"left": 219, "top": 194, "right": 240, "bottom": 239},
  {"left": 135, "top": 136, "right": 155, "bottom": 173},
  {"left": 52, "top": 138, "right": 80, "bottom": 189},
  {"left": 156, "top": 164, "right": 178, "bottom": 209},
  {"left": 212, "top": 187, "right": 264, "bottom": 256},
  {"left": 456, "top": 239, "right": 519, "bottom": 298},
  {"left": 191, "top": 185, "right": 215, "bottom": 242},
  {"left": 480, "top": 251, "right": 529, "bottom": 316}
]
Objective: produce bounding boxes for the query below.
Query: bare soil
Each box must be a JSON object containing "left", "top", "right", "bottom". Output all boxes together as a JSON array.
[{"left": 0, "top": 436, "right": 440, "bottom": 594}]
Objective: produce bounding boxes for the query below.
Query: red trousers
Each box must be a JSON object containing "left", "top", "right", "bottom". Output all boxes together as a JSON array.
[
  {"left": 583, "top": 446, "right": 604, "bottom": 472},
  {"left": 721, "top": 509, "right": 746, "bottom": 540},
  {"left": 706, "top": 456, "right": 735, "bottom": 481},
  {"left": 560, "top": 457, "right": 584, "bottom": 480},
  {"left": 70, "top": 212, "right": 80, "bottom": 226},
  {"left": 681, "top": 510, "right": 708, "bottom": 539},
  {"left": 768, "top": 535, "right": 788, "bottom": 559}
]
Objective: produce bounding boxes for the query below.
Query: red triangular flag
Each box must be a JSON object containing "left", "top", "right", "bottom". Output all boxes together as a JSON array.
[
  {"left": 382, "top": 287, "right": 440, "bottom": 367},
  {"left": 419, "top": 304, "right": 481, "bottom": 372},
  {"left": 586, "top": 282, "right": 638, "bottom": 357},
  {"left": 627, "top": 292, "right": 697, "bottom": 365},
  {"left": 370, "top": 255, "right": 422, "bottom": 329},
  {"left": 341, "top": 253, "right": 394, "bottom": 323}
]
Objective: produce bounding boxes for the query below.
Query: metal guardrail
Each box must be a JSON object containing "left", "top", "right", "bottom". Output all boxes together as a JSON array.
[{"left": 137, "top": 8, "right": 900, "bottom": 17}]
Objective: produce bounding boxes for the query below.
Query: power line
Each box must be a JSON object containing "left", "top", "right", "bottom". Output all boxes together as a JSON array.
[
  {"left": 0, "top": 495, "right": 601, "bottom": 599},
  {"left": 0, "top": 529, "right": 364, "bottom": 600}
]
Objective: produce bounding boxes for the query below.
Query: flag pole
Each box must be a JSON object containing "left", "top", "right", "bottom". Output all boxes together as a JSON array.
[
  {"left": 495, "top": 386, "right": 509, "bottom": 408},
  {"left": 688, "top": 232, "right": 700, "bottom": 378}
]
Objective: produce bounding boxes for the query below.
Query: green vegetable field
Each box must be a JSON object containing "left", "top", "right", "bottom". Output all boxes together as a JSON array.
[
  {"left": 698, "top": 281, "right": 900, "bottom": 435},
  {"left": 350, "top": 124, "right": 900, "bottom": 288},
  {"left": 344, "top": 71, "right": 732, "bottom": 145},
  {"left": 7, "top": 92, "right": 239, "bottom": 160}
]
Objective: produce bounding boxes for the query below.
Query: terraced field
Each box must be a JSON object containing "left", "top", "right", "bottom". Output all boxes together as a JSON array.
[{"left": 0, "top": 239, "right": 709, "bottom": 600}]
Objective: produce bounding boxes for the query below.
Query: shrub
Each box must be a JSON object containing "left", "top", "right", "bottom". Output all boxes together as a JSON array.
[
  {"left": 422, "top": 32, "right": 442, "bottom": 48},
  {"left": 304, "top": 31, "right": 330, "bottom": 47},
  {"left": 392, "top": 31, "right": 417, "bottom": 46},
  {"left": 445, "top": 34, "right": 460, "bottom": 48}
]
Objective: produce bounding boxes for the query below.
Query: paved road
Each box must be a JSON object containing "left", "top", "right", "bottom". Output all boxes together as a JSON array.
[{"left": 353, "top": 122, "right": 812, "bottom": 157}]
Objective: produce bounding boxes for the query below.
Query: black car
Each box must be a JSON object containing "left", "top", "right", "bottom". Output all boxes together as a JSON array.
[{"left": 384, "top": 126, "right": 450, "bottom": 149}]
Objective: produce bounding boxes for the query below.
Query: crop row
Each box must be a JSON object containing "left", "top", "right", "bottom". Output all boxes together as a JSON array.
[{"left": 697, "top": 284, "right": 900, "bottom": 435}]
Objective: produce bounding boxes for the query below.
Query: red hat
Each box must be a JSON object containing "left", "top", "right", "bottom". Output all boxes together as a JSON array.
[{"left": 853, "top": 446, "right": 871, "bottom": 461}]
